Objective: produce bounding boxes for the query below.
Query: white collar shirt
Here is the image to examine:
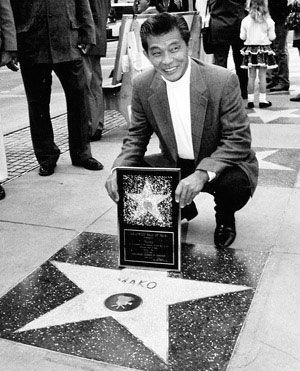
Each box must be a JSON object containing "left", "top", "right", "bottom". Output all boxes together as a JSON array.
[{"left": 162, "top": 57, "right": 194, "bottom": 160}]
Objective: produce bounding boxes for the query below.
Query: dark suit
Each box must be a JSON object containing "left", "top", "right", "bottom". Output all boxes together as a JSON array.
[
  {"left": 113, "top": 59, "right": 258, "bottom": 220},
  {"left": 83, "top": 0, "right": 111, "bottom": 137},
  {"left": 10, "top": 0, "right": 96, "bottom": 167}
]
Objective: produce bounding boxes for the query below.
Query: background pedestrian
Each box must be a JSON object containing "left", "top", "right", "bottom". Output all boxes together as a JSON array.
[
  {"left": 208, "top": 0, "right": 248, "bottom": 99},
  {"left": 0, "top": 0, "right": 18, "bottom": 200},
  {"left": 240, "top": 0, "right": 277, "bottom": 108},
  {"left": 10, "top": 0, "right": 104, "bottom": 176}
]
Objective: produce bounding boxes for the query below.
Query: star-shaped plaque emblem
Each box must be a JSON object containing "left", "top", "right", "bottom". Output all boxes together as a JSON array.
[
  {"left": 127, "top": 179, "right": 169, "bottom": 222},
  {"left": 16, "top": 262, "right": 251, "bottom": 362}
]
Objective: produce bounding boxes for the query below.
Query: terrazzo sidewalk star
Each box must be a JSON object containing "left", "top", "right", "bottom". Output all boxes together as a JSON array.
[
  {"left": 15, "top": 262, "right": 250, "bottom": 363},
  {"left": 0, "top": 233, "right": 269, "bottom": 370}
]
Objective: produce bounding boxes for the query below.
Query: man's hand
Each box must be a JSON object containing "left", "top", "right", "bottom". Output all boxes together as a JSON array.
[
  {"left": 175, "top": 170, "right": 209, "bottom": 208},
  {"left": 0, "top": 51, "right": 19, "bottom": 71},
  {"left": 105, "top": 170, "right": 119, "bottom": 203}
]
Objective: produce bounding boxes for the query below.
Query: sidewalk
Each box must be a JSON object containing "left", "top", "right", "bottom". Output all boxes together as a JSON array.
[{"left": 0, "top": 45, "right": 299, "bottom": 370}]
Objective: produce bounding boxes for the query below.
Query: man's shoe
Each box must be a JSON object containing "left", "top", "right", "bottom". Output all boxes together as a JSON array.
[
  {"left": 214, "top": 222, "right": 236, "bottom": 249},
  {"left": 90, "top": 128, "right": 103, "bottom": 142},
  {"left": 181, "top": 202, "right": 198, "bottom": 221},
  {"left": 39, "top": 164, "right": 55, "bottom": 176},
  {"left": 72, "top": 157, "right": 104, "bottom": 170},
  {"left": 269, "top": 84, "right": 289, "bottom": 92},
  {"left": 259, "top": 101, "right": 272, "bottom": 108},
  {"left": 0, "top": 185, "right": 5, "bottom": 200},
  {"left": 247, "top": 102, "right": 254, "bottom": 109},
  {"left": 290, "top": 94, "right": 300, "bottom": 102}
]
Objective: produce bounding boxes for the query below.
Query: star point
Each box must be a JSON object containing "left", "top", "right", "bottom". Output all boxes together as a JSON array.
[
  {"left": 248, "top": 108, "right": 300, "bottom": 123},
  {"left": 256, "top": 150, "right": 294, "bottom": 171}
]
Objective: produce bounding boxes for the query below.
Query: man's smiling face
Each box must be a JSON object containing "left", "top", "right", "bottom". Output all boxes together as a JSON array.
[{"left": 144, "top": 28, "right": 189, "bottom": 82}]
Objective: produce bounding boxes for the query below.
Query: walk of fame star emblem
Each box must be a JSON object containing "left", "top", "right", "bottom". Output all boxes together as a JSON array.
[
  {"left": 104, "top": 293, "right": 142, "bottom": 312},
  {"left": 0, "top": 232, "right": 268, "bottom": 370}
]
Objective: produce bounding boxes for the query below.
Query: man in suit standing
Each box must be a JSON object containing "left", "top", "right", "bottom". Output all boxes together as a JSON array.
[
  {"left": 10, "top": 0, "right": 104, "bottom": 176},
  {"left": 105, "top": 13, "right": 258, "bottom": 249},
  {"left": 84, "top": 0, "right": 111, "bottom": 142},
  {"left": 0, "top": 0, "right": 18, "bottom": 200},
  {"left": 208, "top": 0, "right": 248, "bottom": 99}
]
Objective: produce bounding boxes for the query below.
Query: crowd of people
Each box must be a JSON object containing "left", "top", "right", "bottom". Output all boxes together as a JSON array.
[{"left": 0, "top": 0, "right": 299, "bottom": 248}]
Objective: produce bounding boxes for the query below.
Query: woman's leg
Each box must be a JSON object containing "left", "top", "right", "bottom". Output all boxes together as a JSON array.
[
  {"left": 247, "top": 67, "right": 256, "bottom": 94},
  {"left": 247, "top": 67, "right": 256, "bottom": 107},
  {"left": 258, "top": 67, "right": 272, "bottom": 106},
  {"left": 258, "top": 66, "right": 267, "bottom": 94}
]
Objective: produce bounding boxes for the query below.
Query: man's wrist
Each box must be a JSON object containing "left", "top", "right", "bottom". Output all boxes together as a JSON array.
[
  {"left": 195, "top": 169, "right": 216, "bottom": 182},
  {"left": 195, "top": 169, "right": 209, "bottom": 183}
]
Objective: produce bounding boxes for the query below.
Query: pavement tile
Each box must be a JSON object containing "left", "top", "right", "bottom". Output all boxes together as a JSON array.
[
  {"left": 182, "top": 187, "right": 292, "bottom": 251},
  {"left": 0, "top": 221, "right": 76, "bottom": 296},
  {"left": 227, "top": 252, "right": 300, "bottom": 371}
]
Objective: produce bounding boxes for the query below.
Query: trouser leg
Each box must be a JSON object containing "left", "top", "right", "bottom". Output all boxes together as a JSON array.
[
  {"left": 270, "top": 21, "right": 289, "bottom": 87},
  {"left": 204, "top": 167, "right": 252, "bottom": 225},
  {"left": 177, "top": 158, "right": 251, "bottom": 224},
  {"left": 232, "top": 39, "right": 248, "bottom": 99},
  {"left": 213, "top": 44, "right": 230, "bottom": 68},
  {"left": 142, "top": 156, "right": 252, "bottom": 224},
  {"left": 53, "top": 60, "right": 92, "bottom": 162},
  {"left": 83, "top": 55, "right": 104, "bottom": 137},
  {"left": 20, "top": 61, "right": 60, "bottom": 166}
]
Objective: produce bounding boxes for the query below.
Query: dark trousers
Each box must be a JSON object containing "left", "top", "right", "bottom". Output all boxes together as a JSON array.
[
  {"left": 177, "top": 158, "right": 251, "bottom": 224},
  {"left": 213, "top": 38, "right": 248, "bottom": 99},
  {"left": 20, "top": 59, "right": 92, "bottom": 166},
  {"left": 268, "top": 21, "right": 290, "bottom": 87},
  {"left": 82, "top": 55, "right": 104, "bottom": 137}
]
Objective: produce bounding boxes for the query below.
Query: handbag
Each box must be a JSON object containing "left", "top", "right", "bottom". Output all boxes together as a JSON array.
[
  {"left": 201, "top": 2, "right": 214, "bottom": 54},
  {"left": 285, "top": 1, "right": 300, "bottom": 30}
]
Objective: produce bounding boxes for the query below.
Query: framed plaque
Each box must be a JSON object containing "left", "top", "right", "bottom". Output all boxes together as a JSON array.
[{"left": 117, "top": 167, "right": 181, "bottom": 271}]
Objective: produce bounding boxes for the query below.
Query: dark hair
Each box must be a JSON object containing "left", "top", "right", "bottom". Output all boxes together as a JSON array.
[
  {"left": 149, "top": 0, "right": 165, "bottom": 13},
  {"left": 140, "top": 13, "right": 190, "bottom": 52}
]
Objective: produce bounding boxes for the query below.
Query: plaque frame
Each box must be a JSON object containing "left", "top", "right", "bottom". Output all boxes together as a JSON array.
[{"left": 117, "top": 167, "right": 181, "bottom": 271}]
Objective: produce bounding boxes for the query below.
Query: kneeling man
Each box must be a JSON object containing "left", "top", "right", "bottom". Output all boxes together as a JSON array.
[{"left": 105, "top": 13, "right": 258, "bottom": 249}]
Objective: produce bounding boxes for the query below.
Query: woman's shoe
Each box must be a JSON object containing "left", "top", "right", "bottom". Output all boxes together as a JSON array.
[
  {"left": 259, "top": 101, "right": 272, "bottom": 108},
  {"left": 0, "top": 185, "right": 5, "bottom": 200}
]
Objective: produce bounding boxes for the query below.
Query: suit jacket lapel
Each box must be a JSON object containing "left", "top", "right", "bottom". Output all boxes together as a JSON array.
[
  {"left": 190, "top": 60, "right": 208, "bottom": 162},
  {"left": 148, "top": 73, "right": 178, "bottom": 162}
]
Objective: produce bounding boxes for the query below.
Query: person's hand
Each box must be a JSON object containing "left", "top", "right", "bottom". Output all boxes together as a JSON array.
[
  {"left": 78, "top": 43, "right": 92, "bottom": 55},
  {"left": 105, "top": 170, "right": 119, "bottom": 203},
  {"left": 175, "top": 170, "right": 209, "bottom": 208},
  {"left": 7, "top": 52, "right": 19, "bottom": 71},
  {"left": 0, "top": 52, "right": 19, "bottom": 71}
]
